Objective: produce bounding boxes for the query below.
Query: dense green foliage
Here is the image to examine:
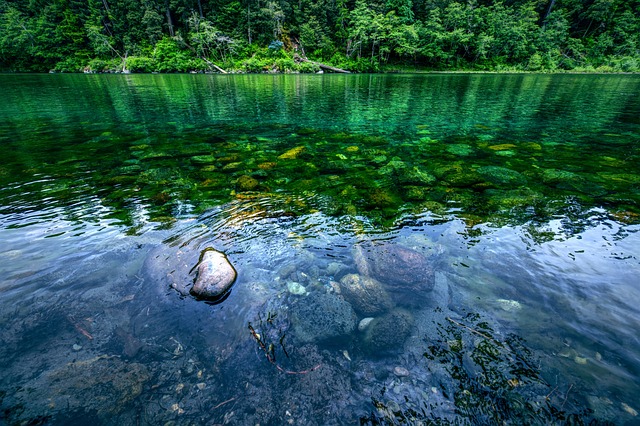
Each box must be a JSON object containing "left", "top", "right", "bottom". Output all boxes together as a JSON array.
[{"left": 1, "top": 0, "right": 639, "bottom": 72}]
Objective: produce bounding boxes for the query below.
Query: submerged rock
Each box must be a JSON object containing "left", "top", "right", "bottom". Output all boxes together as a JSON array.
[
  {"left": 361, "top": 309, "right": 414, "bottom": 355},
  {"left": 236, "top": 174, "right": 259, "bottom": 192},
  {"left": 287, "top": 281, "right": 308, "bottom": 296},
  {"left": 46, "top": 355, "right": 150, "bottom": 415},
  {"left": 477, "top": 166, "right": 526, "bottom": 187},
  {"left": 278, "top": 146, "right": 305, "bottom": 159},
  {"left": 290, "top": 292, "right": 357, "bottom": 344},
  {"left": 338, "top": 274, "right": 393, "bottom": 316},
  {"left": 190, "top": 248, "right": 237, "bottom": 300},
  {"left": 354, "top": 241, "right": 436, "bottom": 293}
]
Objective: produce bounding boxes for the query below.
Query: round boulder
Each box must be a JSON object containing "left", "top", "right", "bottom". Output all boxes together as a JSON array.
[
  {"left": 290, "top": 292, "right": 357, "bottom": 345},
  {"left": 190, "top": 248, "right": 237, "bottom": 301},
  {"left": 338, "top": 273, "right": 393, "bottom": 316},
  {"left": 236, "top": 175, "right": 259, "bottom": 192},
  {"left": 361, "top": 309, "right": 414, "bottom": 355},
  {"left": 354, "top": 241, "right": 436, "bottom": 292}
]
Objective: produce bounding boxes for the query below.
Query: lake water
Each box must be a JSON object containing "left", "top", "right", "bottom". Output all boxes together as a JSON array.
[{"left": 1, "top": 73, "right": 639, "bottom": 425}]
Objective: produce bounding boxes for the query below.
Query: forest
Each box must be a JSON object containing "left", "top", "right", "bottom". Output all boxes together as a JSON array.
[{"left": 1, "top": 0, "right": 639, "bottom": 73}]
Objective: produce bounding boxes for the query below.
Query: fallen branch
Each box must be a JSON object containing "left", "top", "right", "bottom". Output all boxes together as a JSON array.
[
  {"left": 248, "top": 323, "right": 321, "bottom": 375},
  {"left": 201, "top": 57, "right": 227, "bottom": 74},
  {"left": 294, "top": 54, "right": 350, "bottom": 73},
  {"left": 68, "top": 315, "right": 94, "bottom": 340},
  {"left": 212, "top": 397, "right": 236, "bottom": 410},
  {"left": 446, "top": 317, "right": 499, "bottom": 345},
  {"left": 561, "top": 384, "right": 573, "bottom": 409},
  {"left": 176, "top": 39, "right": 227, "bottom": 73}
]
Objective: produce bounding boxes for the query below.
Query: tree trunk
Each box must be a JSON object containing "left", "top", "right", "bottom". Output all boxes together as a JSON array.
[
  {"left": 247, "top": 3, "right": 252, "bottom": 44},
  {"left": 203, "top": 59, "right": 228, "bottom": 74},
  {"left": 197, "top": 0, "right": 204, "bottom": 18},
  {"left": 166, "top": 2, "right": 175, "bottom": 37},
  {"left": 544, "top": 0, "right": 556, "bottom": 21}
]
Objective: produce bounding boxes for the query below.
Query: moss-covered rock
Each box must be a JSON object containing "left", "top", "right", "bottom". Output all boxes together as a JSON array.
[
  {"left": 236, "top": 174, "right": 260, "bottom": 192},
  {"left": 446, "top": 144, "right": 475, "bottom": 156},
  {"left": 191, "top": 155, "right": 216, "bottom": 165},
  {"left": 397, "top": 166, "right": 437, "bottom": 186},
  {"left": 278, "top": 146, "right": 305, "bottom": 159},
  {"left": 477, "top": 166, "right": 527, "bottom": 188}
]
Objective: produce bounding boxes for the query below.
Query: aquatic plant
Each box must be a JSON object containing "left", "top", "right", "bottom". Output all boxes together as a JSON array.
[{"left": 361, "top": 310, "right": 608, "bottom": 425}]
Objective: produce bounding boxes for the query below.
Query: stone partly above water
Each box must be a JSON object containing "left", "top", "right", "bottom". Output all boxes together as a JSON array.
[
  {"left": 190, "top": 248, "right": 237, "bottom": 300},
  {"left": 143, "top": 245, "right": 236, "bottom": 302}
]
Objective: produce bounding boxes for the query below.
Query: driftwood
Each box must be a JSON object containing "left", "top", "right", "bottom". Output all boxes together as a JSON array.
[
  {"left": 294, "top": 54, "right": 350, "bottom": 73},
  {"left": 201, "top": 57, "right": 227, "bottom": 74}
]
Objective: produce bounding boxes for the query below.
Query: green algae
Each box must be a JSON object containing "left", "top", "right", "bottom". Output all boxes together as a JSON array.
[{"left": 1, "top": 74, "right": 639, "bottom": 235}]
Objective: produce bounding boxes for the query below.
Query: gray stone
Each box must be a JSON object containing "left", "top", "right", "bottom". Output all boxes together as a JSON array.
[
  {"left": 290, "top": 293, "right": 357, "bottom": 344},
  {"left": 354, "top": 241, "right": 436, "bottom": 293},
  {"left": 338, "top": 273, "right": 393, "bottom": 316},
  {"left": 361, "top": 310, "right": 414, "bottom": 355}
]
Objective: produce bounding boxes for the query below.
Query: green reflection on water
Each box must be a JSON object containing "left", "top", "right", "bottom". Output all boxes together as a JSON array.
[{"left": 1, "top": 74, "right": 639, "bottom": 234}]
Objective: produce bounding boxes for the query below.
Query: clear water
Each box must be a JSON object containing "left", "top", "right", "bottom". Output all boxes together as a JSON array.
[{"left": 1, "top": 73, "right": 639, "bottom": 425}]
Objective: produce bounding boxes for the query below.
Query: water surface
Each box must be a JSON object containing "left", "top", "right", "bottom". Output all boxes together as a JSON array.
[{"left": 1, "top": 74, "right": 639, "bottom": 425}]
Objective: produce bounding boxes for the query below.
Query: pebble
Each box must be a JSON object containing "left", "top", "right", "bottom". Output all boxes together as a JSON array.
[
  {"left": 622, "top": 402, "right": 638, "bottom": 416},
  {"left": 358, "top": 317, "right": 374, "bottom": 331},
  {"left": 393, "top": 366, "right": 410, "bottom": 377},
  {"left": 495, "top": 299, "right": 522, "bottom": 312},
  {"left": 595, "top": 352, "right": 602, "bottom": 361},
  {"left": 574, "top": 356, "right": 588, "bottom": 365},
  {"left": 287, "top": 281, "right": 307, "bottom": 296},
  {"left": 196, "top": 383, "right": 206, "bottom": 390}
]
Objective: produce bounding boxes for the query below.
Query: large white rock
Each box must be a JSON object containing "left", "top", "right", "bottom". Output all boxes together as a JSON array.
[{"left": 190, "top": 248, "right": 237, "bottom": 300}]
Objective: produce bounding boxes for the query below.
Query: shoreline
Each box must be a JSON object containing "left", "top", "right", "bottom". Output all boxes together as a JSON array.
[{"left": 2, "top": 69, "right": 639, "bottom": 75}]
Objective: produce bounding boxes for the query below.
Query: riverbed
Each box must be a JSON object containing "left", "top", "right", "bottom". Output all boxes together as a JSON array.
[{"left": 1, "top": 73, "right": 639, "bottom": 425}]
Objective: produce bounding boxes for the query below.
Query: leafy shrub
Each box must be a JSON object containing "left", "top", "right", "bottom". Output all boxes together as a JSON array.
[
  {"left": 274, "top": 57, "right": 295, "bottom": 72},
  {"left": 85, "top": 58, "right": 110, "bottom": 72},
  {"left": 126, "top": 56, "right": 155, "bottom": 73},
  {"left": 595, "top": 64, "right": 616, "bottom": 73},
  {"left": 53, "top": 57, "right": 85, "bottom": 73},
  {"left": 268, "top": 40, "right": 284, "bottom": 51},
  {"left": 153, "top": 37, "right": 197, "bottom": 72},
  {"left": 610, "top": 56, "right": 640, "bottom": 72},
  {"left": 527, "top": 53, "right": 543, "bottom": 71},
  {"left": 295, "top": 61, "right": 320, "bottom": 73},
  {"left": 242, "top": 56, "right": 270, "bottom": 72}
]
